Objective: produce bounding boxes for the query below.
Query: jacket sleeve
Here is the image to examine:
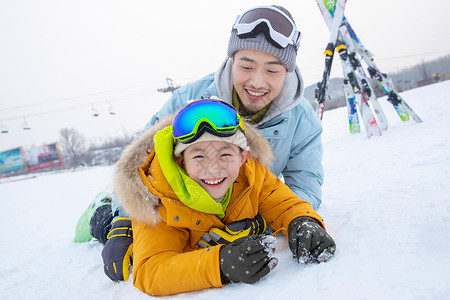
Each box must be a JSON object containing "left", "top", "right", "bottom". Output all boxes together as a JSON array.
[
  {"left": 282, "top": 101, "right": 324, "bottom": 210},
  {"left": 132, "top": 219, "right": 224, "bottom": 296},
  {"left": 256, "top": 164, "right": 325, "bottom": 233}
]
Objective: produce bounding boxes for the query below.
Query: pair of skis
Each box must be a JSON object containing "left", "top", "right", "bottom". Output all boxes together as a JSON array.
[
  {"left": 314, "top": 0, "right": 422, "bottom": 138},
  {"left": 314, "top": 0, "right": 376, "bottom": 136}
]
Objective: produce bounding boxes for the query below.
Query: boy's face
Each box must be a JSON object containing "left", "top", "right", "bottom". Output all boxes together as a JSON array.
[
  {"left": 231, "top": 49, "right": 287, "bottom": 114},
  {"left": 180, "top": 140, "right": 250, "bottom": 200}
]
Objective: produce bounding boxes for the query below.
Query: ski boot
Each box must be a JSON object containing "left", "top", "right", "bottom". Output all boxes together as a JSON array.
[{"left": 74, "top": 191, "right": 112, "bottom": 243}]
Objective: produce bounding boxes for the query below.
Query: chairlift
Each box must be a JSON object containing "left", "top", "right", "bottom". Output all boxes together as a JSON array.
[
  {"left": 0, "top": 122, "right": 8, "bottom": 134},
  {"left": 108, "top": 103, "right": 116, "bottom": 115},
  {"left": 157, "top": 77, "right": 180, "bottom": 94},
  {"left": 91, "top": 103, "right": 99, "bottom": 117},
  {"left": 22, "top": 118, "right": 31, "bottom": 130}
]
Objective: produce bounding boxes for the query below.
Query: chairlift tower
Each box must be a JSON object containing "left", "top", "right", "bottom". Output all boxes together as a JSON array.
[{"left": 157, "top": 78, "right": 180, "bottom": 94}]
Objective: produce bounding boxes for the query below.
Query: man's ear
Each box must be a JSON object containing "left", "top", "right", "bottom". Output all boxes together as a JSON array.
[
  {"left": 173, "top": 155, "right": 185, "bottom": 169},
  {"left": 240, "top": 150, "right": 251, "bottom": 166}
]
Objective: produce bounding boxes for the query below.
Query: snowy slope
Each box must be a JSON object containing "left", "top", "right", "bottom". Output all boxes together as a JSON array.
[{"left": 1, "top": 81, "right": 450, "bottom": 299}]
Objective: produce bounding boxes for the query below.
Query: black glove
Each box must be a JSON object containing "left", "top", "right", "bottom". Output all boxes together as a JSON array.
[
  {"left": 219, "top": 235, "right": 278, "bottom": 284},
  {"left": 288, "top": 217, "right": 336, "bottom": 263},
  {"left": 102, "top": 217, "right": 133, "bottom": 282},
  {"left": 198, "top": 214, "right": 268, "bottom": 248}
]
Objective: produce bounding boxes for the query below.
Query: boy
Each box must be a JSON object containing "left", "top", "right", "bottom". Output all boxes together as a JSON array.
[
  {"left": 103, "top": 5, "right": 326, "bottom": 282},
  {"left": 111, "top": 99, "right": 335, "bottom": 296}
]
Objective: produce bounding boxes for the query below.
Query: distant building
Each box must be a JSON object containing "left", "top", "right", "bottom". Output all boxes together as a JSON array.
[{"left": 417, "top": 78, "right": 436, "bottom": 87}]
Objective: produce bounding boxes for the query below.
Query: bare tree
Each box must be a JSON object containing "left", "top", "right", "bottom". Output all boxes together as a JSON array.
[
  {"left": 59, "top": 128, "right": 86, "bottom": 169},
  {"left": 416, "top": 60, "right": 430, "bottom": 81}
]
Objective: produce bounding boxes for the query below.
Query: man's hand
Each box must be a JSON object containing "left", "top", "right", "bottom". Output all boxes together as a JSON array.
[
  {"left": 102, "top": 217, "right": 133, "bottom": 282},
  {"left": 198, "top": 214, "right": 268, "bottom": 248},
  {"left": 219, "top": 235, "right": 278, "bottom": 284},
  {"left": 288, "top": 217, "right": 336, "bottom": 263}
]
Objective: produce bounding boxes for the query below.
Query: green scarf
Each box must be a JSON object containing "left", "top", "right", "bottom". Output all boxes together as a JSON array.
[{"left": 153, "top": 126, "right": 231, "bottom": 219}]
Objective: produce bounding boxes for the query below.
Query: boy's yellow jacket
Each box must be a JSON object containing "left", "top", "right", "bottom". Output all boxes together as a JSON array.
[{"left": 113, "top": 116, "right": 325, "bottom": 296}]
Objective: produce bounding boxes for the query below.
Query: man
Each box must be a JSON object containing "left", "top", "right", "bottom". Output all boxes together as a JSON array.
[
  {"left": 102, "top": 5, "right": 324, "bottom": 282},
  {"left": 144, "top": 5, "right": 322, "bottom": 208}
]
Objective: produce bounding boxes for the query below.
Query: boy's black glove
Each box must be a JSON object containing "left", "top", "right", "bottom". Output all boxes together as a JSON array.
[
  {"left": 288, "top": 217, "right": 336, "bottom": 263},
  {"left": 219, "top": 235, "right": 278, "bottom": 284},
  {"left": 102, "top": 217, "right": 133, "bottom": 282},
  {"left": 198, "top": 214, "right": 268, "bottom": 248}
]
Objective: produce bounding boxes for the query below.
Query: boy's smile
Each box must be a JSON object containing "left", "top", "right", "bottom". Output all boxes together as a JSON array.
[{"left": 202, "top": 177, "right": 226, "bottom": 186}]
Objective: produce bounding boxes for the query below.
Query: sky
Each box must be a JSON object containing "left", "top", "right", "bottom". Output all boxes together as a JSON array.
[{"left": 1, "top": 0, "right": 450, "bottom": 151}]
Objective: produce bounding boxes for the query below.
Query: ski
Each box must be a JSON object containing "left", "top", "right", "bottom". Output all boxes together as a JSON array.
[
  {"left": 384, "top": 77, "right": 422, "bottom": 122},
  {"left": 338, "top": 26, "right": 388, "bottom": 130},
  {"left": 342, "top": 18, "right": 422, "bottom": 123},
  {"left": 367, "top": 66, "right": 409, "bottom": 121},
  {"left": 343, "top": 78, "right": 361, "bottom": 134},
  {"left": 314, "top": 0, "right": 347, "bottom": 120},
  {"left": 337, "top": 41, "right": 382, "bottom": 138}
]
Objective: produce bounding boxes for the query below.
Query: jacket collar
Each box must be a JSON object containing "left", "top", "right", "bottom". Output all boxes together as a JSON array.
[{"left": 153, "top": 126, "right": 230, "bottom": 218}]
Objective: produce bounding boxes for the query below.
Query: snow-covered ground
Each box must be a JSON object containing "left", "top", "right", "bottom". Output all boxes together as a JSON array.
[{"left": 1, "top": 81, "right": 449, "bottom": 299}]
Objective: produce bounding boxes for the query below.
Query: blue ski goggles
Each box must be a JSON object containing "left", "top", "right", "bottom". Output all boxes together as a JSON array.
[
  {"left": 172, "top": 99, "right": 246, "bottom": 144},
  {"left": 233, "top": 6, "right": 301, "bottom": 50}
]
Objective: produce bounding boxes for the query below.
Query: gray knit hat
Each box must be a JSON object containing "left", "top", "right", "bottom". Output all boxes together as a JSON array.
[{"left": 227, "top": 5, "right": 299, "bottom": 72}]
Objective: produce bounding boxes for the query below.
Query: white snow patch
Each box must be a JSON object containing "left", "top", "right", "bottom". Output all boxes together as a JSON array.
[{"left": 1, "top": 82, "right": 450, "bottom": 299}]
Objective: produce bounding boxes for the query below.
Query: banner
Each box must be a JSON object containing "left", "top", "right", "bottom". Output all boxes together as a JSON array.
[
  {"left": 24, "top": 143, "right": 64, "bottom": 172},
  {"left": 0, "top": 147, "right": 27, "bottom": 175}
]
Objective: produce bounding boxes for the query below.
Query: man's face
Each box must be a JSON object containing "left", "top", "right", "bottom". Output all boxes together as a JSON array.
[
  {"left": 232, "top": 49, "right": 287, "bottom": 114},
  {"left": 181, "top": 141, "right": 249, "bottom": 200}
]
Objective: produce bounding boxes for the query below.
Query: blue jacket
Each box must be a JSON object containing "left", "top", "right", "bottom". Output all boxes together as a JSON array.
[{"left": 143, "top": 58, "right": 324, "bottom": 209}]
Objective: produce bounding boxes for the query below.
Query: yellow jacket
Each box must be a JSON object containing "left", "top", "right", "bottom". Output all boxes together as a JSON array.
[{"left": 113, "top": 116, "right": 324, "bottom": 296}]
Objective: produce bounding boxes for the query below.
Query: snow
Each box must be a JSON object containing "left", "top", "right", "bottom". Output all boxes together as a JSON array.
[{"left": 1, "top": 81, "right": 450, "bottom": 299}]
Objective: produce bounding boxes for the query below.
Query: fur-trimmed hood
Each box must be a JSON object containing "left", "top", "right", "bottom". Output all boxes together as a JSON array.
[{"left": 113, "top": 115, "right": 274, "bottom": 226}]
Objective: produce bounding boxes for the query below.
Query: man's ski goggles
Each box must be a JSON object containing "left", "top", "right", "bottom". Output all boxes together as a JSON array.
[
  {"left": 172, "top": 99, "right": 246, "bottom": 144},
  {"left": 233, "top": 6, "right": 301, "bottom": 50}
]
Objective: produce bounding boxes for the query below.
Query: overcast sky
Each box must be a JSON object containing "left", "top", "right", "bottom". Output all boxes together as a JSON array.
[{"left": 1, "top": 0, "right": 449, "bottom": 151}]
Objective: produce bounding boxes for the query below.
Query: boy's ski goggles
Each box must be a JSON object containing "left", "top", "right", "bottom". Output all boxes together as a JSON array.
[
  {"left": 233, "top": 6, "right": 301, "bottom": 50},
  {"left": 172, "top": 99, "right": 246, "bottom": 144}
]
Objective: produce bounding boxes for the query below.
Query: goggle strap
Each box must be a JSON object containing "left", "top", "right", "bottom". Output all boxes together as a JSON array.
[
  {"left": 293, "top": 30, "right": 301, "bottom": 49},
  {"left": 233, "top": 14, "right": 241, "bottom": 26}
]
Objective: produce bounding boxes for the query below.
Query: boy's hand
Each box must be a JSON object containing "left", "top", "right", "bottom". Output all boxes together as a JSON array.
[
  {"left": 102, "top": 217, "right": 133, "bottom": 282},
  {"left": 219, "top": 235, "right": 278, "bottom": 284},
  {"left": 198, "top": 214, "right": 268, "bottom": 248},
  {"left": 288, "top": 217, "right": 336, "bottom": 263}
]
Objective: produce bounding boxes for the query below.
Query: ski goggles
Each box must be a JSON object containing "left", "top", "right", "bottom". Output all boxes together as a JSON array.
[
  {"left": 233, "top": 6, "right": 301, "bottom": 50},
  {"left": 172, "top": 99, "right": 246, "bottom": 144}
]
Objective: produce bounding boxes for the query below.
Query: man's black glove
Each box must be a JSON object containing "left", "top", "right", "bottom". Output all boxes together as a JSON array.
[
  {"left": 288, "top": 217, "right": 336, "bottom": 263},
  {"left": 219, "top": 235, "right": 278, "bottom": 284},
  {"left": 102, "top": 217, "right": 133, "bottom": 282}
]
